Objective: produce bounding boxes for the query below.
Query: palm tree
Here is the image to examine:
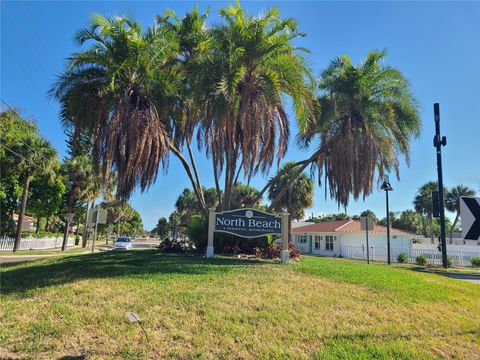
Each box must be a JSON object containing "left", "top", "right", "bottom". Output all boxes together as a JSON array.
[
  {"left": 13, "top": 136, "right": 57, "bottom": 252},
  {"left": 52, "top": 14, "right": 213, "bottom": 216},
  {"left": 61, "top": 155, "right": 95, "bottom": 250},
  {"left": 268, "top": 162, "right": 314, "bottom": 241},
  {"left": 262, "top": 50, "right": 420, "bottom": 210},
  {"left": 197, "top": 2, "right": 315, "bottom": 210},
  {"left": 414, "top": 181, "right": 441, "bottom": 243},
  {"left": 445, "top": 185, "right": 476, "bottom": 243}
]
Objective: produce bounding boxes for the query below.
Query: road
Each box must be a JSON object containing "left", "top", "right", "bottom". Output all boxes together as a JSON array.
[{"left": 0, "top": 238, "right": 161, "bottom": 266}]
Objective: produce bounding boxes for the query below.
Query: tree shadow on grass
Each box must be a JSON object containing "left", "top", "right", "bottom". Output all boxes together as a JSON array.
[{"left": 0, "top": 250, "right": 268, "bottom": 296}]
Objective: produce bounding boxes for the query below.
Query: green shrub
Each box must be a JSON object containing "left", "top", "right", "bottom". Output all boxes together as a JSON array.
[
  {"left": 396, "top": 252, "right": 408, "bottom": 263},
  {"left": 415, "top": 254, "right": 427, "bottom": 266},
  {"left": 446, "top": 256, "right": 454, "bottom": 268},
  {"left": 186, "top": 215, "right": 208, "bottom": 252},
  {"left": 471, "top": 257, "right": 480, "bottom": 267}
]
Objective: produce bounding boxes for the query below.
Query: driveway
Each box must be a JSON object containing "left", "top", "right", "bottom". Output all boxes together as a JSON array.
[{"left": 435, "top": 272, "right": 480, "bottom": 285}]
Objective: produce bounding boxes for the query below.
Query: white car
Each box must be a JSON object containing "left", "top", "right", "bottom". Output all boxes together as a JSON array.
[{"left": 114, "top": 237, "right": 132, "bottom": 250}]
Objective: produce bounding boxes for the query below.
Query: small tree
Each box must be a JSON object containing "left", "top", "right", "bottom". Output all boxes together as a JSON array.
[
  {"left": 153, "top": 217, "right": 169, "bottom": 239},
  {"left": 445, "top": 185, "right": 476, "bottom": 244},
  {"left": 13, "top": 136, "right": 57, "bottom": 252},
  {"left": 269, "top": 162, "right": 314, "bottom": 242}
]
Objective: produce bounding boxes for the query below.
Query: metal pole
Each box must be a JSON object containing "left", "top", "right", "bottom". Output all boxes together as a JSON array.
[
  {"left": 366, "top": 218, "right": 370, "bottom": 264},
  {"left": 386, "top": 190, "right": 391, "bottom": 265},
  {"left": 434, "top": 103, "right": 448, "bottom": 268}
]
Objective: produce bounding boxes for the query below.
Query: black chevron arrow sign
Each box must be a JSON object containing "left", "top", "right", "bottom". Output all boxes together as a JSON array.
[{"left": 461, "top": 197, "right": 480, "bottom": 241}]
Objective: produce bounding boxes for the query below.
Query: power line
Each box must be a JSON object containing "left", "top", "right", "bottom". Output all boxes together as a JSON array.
[
  {"left": 1, "top": 37, "right": 56, "bottom": 113},
  {"left": 1, "top": 1, "right": 51, "bottom": 81},
  {"left": 0, "top": 143, "right": 45, "bottom": 173},
  {"left": 19, "top": 0, "right": 59, "bottom": 68},
  {"left": 1, "top": 99, "right": 57, "bottom": 164}
]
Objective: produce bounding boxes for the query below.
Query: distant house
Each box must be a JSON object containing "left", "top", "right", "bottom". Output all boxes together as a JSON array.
[
  {"left": 292, "top": 220, "right": 414, "bottom": 257},
  {"left": 13, "top": 213, "right": 36, "bottom": 232}
]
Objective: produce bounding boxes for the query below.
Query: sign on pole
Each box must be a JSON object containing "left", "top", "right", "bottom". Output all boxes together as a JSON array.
[
  {"left": 360, "top": 216, "right": 374, "bottom": 264},
  {"left": 207, "top": 208, "right": 288, "bottom": 262},
  {"left": 460, "top": 197, "right": 480, "bottom": 241},
  {"left": 360, "top": 216, "right": 374, "bottom": 231}
]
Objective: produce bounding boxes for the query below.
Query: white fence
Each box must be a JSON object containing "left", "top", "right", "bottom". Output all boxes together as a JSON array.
[
  {"left": 341, "top": 244, "right": 480, "bottom": 267},
  {"left": 0, "top": 236, "right": 75, "bottom": 251}
]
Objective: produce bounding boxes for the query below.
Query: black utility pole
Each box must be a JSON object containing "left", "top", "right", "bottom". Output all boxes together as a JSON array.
[
  {"left": 433, "top": 103, "right": 448, "bottom": 268},
  {"left": 381, "top": 178, "right": 393, "bottom": 265}
]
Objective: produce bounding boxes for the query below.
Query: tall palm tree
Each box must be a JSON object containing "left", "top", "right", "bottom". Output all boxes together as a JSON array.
[
  {"left": 13, "top": 136, "right": 57, "bottom": 252},
  {"left": 445, "top": 185, "right": 476, "bottom": 244},
  {"left": 197, "top": 2, "right": 315, "bottom": 210},
  {"left": 61, "top": 155, "right": 95, "bottom": 250},
  {"left": 268, "top": 162, "right": 314, "bottom": 241},
  {"left": 263, "top": 50, "right": 420, "bottom": 210},
  {"left": 414, "top": 181, "right": 441, "bottom": 243}
]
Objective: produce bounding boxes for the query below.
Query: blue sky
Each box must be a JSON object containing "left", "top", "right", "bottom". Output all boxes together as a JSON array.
[{"left": 2, "top": 1, "right": 479, "bottom": 230}]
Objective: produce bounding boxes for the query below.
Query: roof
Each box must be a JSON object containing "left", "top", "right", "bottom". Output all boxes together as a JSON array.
[
  {"left": 292, "top": 220, "right": 413, "bottom": 236},
  {"left": 291, "top": 221, "right": 313, "bottom": 229},
  {"left": 13, "top": 213, "right": 35, "bottom": 222}
]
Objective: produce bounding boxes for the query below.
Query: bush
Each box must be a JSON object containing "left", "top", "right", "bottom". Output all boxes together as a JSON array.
[
  {"left": 186, "top": 215, "right": 208, "bottom": 252},
  {"left": 471, "top": 257, "right": 480, "bottom": 267},
  {"left": 396, "top": 252, "right": 408, "bottom": 263},
  {"left": 447, "top": 256, "right": 454, "bottom": 268},
  {"left": 255, "top": 243, "right": 301, "bottom": 261},
  {"left": 415, "top": 254, "right": 427, "bottom": 266},
  {"left": 157, "top": 237, "right": 192, "bottom": 253},
  {"left": 288, "top": 243, "right": 301, "bottom": 260},
  {"left": 259, "top": 244, "right": 281, "bottom": 259}
]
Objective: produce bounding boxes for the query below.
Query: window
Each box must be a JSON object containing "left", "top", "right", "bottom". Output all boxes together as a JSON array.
[
  {"left": 325, "top": 235, "right": 334, "bottom": 251},
  {"left": 314, "top": 235, "right": 322, "bottom": 249},
  {"left": 297, "top": 235, "right": 307, "bottom": 244}
]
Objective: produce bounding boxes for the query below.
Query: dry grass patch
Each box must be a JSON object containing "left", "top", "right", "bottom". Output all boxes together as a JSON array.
[{"left": 1, "top": 251, "right": 479, "bottom": 359}]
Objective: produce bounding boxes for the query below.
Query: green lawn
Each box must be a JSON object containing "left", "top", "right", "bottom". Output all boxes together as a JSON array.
[{"left": 1, "top": 252, "right": 479, "bottom": 359}]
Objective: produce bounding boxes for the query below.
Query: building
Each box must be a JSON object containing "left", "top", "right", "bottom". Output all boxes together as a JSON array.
[
  {"left": 13, "top": 213, "right": 36, "bottom": 232},
  {"left": 292, "top": 220, "right": 414, "bottom": 257}
]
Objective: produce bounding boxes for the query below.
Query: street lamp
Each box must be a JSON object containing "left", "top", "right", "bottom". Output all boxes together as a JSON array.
[{"left": 381, "top": 177, "right": 393, "bottom": 265}]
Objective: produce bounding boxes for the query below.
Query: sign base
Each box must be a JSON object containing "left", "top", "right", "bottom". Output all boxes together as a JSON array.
[
  {"left": 206, "top": 246, "right": 214, "bottom": 258},
  {"left": 280, "top": 250, "right": 289, "bottom": 263}
]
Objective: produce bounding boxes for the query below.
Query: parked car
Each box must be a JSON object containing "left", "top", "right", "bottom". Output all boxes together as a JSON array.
[{"left": 114, "top": 237, "right": 132, "bottom": 250}]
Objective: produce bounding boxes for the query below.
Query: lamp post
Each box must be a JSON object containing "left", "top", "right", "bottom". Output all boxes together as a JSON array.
[{"left": 381, "top": 177, "right": 393, "bottom": 264}]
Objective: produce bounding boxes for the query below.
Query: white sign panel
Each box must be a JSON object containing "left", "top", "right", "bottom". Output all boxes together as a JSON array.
[
  {"left": 360, "top": 216, "right": 374, "bottom": 231},
  {"left": 460, "top": 197, "right": 480, "bottom": 241}
]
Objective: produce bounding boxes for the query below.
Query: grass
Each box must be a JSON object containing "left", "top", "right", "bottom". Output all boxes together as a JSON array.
[{"left": 1, "top": 251, "right": 479, "bottom": 359}]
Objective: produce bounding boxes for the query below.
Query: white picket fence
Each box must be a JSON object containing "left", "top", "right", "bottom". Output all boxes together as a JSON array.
[
  {"left": 0, "top": 236, "right": 75, "bottom": 251},
  {"left": 341, "top": 245, "right": 480, "bottom": 267}
]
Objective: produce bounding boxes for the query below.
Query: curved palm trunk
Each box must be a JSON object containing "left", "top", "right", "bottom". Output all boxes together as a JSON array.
[
  {"left": 186, "top": 141, "right": 206, "bottom": 208},
  {"left": 13, "top": 173, "right": 31, "bottom": 252},
  {"left": 250, "top": 148, "right": 324, "bottom": 209},
  {"left": 169, "top": 143, "right": 207, "bottom": 216},
  {"left": 449, "top": 212, "right": 460, "bottom": 245},
  {"left": 81, "top": 199, "right": 91, "bottom": 248}
]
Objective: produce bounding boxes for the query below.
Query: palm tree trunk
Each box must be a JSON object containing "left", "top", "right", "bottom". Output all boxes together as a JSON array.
[
  {"left": 212, "top": 153, "right": 222, "bottom": 207},
  {"left": 187, "top": 141, "right": 206, "bottom": 208},
  {"left": 13, "top": 173, "right": 31, "bottom": 252},
  {"left": 169, "top": 143, "right": 207, "bottom": 216},
  {"left": 44, "top": 217, "right": 49, "bottom": 232},
  {"left": 62, "top": 187, "right": 76, "bottom": 251},
  {"left": 449, "top": 212, "right": 460, "bottom": 245},
  {"left": 36, "top": 217, "right": 40, "bottom": 233},
  {"left": 82, "top": 199, "right": 91, "bottom": 248},
  {"left": 250, "top": 148, "right": 324, "bottom": 208}
]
